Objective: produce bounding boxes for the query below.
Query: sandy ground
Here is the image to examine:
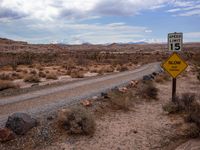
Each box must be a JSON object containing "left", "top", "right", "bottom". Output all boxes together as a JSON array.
[{"left": 42, "top": 71, "right": 200, "bottom": 150}]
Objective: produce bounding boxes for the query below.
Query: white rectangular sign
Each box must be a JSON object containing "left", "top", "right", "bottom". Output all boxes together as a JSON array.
[{"left": 168, "top": 32, "right": 183, "bottom": 51}]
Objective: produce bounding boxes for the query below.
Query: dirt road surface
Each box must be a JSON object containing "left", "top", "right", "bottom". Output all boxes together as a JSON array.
[{"left": 0, "top": 62, "right": 161, "bottom": 127}]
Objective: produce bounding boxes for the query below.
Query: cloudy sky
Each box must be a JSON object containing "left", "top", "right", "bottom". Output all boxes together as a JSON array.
[{"left": 0, "top": 0, "right": 200, "bottom": 44}]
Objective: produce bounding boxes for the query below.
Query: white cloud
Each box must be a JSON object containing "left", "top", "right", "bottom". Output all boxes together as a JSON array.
[
  {"left": 0, "top": 0, "right": 199, "bottom": 21},
  {"left": 167, "top": 1, "right": 200, "bottom": 16},
  {"left": 0, "top": 0, "right": 170, "bottom": 21}
]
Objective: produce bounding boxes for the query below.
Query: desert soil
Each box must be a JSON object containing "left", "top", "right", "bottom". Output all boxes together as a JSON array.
[{"left": 42, "top": 69, "right": 200, "bottom": 150}]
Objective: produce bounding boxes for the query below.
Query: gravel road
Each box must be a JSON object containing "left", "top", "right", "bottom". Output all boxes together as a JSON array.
[{"left": 0, "top": 62, "right": 161, "bottom": 126}]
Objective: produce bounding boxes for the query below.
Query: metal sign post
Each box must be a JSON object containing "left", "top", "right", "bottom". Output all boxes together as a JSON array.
[{"left": 172, "top": 78, "right": 176, "bottom": 102}]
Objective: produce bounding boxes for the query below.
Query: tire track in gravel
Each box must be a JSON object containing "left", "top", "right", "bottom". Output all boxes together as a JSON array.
[{"left": 0, "top": 62, "right": 161, "bottom": 126}]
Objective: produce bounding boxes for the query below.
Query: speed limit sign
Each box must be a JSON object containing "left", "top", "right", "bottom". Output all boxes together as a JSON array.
[{"left": 168, "top": 32, "right": 183, "bottom": 51}]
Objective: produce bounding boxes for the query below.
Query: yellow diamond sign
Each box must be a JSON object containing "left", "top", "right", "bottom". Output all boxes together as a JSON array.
[{"left": 162, "top": 53, "right": 188, "bottom": 78}]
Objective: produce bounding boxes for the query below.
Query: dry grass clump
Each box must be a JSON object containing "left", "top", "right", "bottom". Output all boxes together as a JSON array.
[
  {"left": 46, "top": 73, "right": 58, "bottom": 80},
  {"left": 137, "top": 81, "right": 158, "bottom": 100},
  {"left": 101, "top": 66, "right": 115, "bottom": 73},
  {"left": 69, "top": 69, "right": 84, "bottom": 78},
  {"left": 0, "top": 73, "right": 12, "bottom": 80},
  {"left": 0, "top": 80, "right": 18, "bottom": 91},
  {"left": 163, "top": 93, "right": 200, "bottom": 137},
  {"left": 24, "top": 75, "right": 40, "bottom": 83},
  {"left": 58, "top": 106, "right": 96, "bottom": 135},
  {"left": 30, "top": 70, "right": 37, "bottom": 75},
  {"left": 116, "top": 65, "right": 129, "bottom": 72},
  {"left": 155, "top": 73, "right": 170, "bottom": 83},
  {"left": 39, "top": 71, "right": 46, "bottom": 78},
  {"left": 163, "top": 93, "right": 196, "bottom": 114},
  {"left": 107, "top": 90, "right": 134, "bottom": 111},
  {"left": 162, "top": 101, "right": 179, "bottom": 114},
  {"left": 197, "top": 71, "right": 200, "bottom": 81},
  {"left": 187, "top": 105, "right": 200, "bottom": 125},
  {"left": 11, "top": 72, "right": 23, "bottom": 79},
  {"left": 62, "top": 59, "right": 76, "bottom": 70}
]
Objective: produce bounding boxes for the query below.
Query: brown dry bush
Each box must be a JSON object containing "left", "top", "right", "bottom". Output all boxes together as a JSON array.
[
  {"left": 163, "top": 93, "right": 196, "bottom": 114},
  {"left": 39, "top": 71, "right": 46, "bottom": 78},
  {"left": 186, "top": 103, "right": 200, "bottom": 127},
  {"left": 0, "top": 80, "right": 18, "bottom": 91},
  {"left": 101, "top": 66, "right": 115, "bottom": 73},
  {"left": 197, "top": 71, "right": 200, "bottom": 81},
  {"left": 58, "top": 106, "right": 96, "bottom": 135},
  {"left": 162, "top": 102, "right": 179, "bottom": 114},
  {"left": 70, "top": 70, "right": 84, "bottom": 78},
  {"left": 46, "top": 73, "right": 58, "bottom": 80},
  {"left": 11, "top": 72, "right": 23, "bottom": 79},
  {"left": 155, "top": 73, "right": 171, "bottom": 83},
  {"left": 0, "top": 73, "right": 12, "bottom": 80},
  {"left": 30, "top": 70, "right": 37, "bottom": 75},
  {"left": 116, "top": 65, "right": 129, "bottom": 72},
  {"left": 137, "top": 81, "right": 158, "bottom": 100},
  {"left": 63, "top": 58, "right": 76, "bottom": 70},
  {"left": 24, "top": 75, "right": 40, "bottom": 83},
  {"left": 108, "top": 90, "right": 134, "bottom": 111}
]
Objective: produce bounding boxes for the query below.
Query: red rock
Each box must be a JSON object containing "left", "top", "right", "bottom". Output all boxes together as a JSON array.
[{"left": 0, "top": 128, "right": 16, "bottom": 142}]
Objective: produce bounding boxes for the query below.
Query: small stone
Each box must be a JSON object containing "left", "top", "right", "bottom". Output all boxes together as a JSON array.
[
  {"left": 0, "top": 128, "right": 16, "bottom": 142},
  {"left": 143, "top": 75, "right": 152, "bottom": 81}
]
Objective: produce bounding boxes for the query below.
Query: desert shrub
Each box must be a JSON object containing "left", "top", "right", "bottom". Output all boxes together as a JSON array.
[
  {"left": 11, "top": 72, "right": 23, "bottom": 79},
  {"left": 46, "top": 73, "right": 58, "bottom": 80},
  {"left": 58, "top": 106, "right": 96, "bottom": 135},
  {"left": 45, "top": 70, "right": 50, "bottom": 74},
  {"left": 63, "top": 59, "right": 76, "bottom": 70},
  {"left": 155, "top": 73, "right": 171, "bottom": 83},
  {"left": 0, "top": 73, "right": 12, "bottom": 80},
  {"left": 179, "top": 93, "right": 196, "bottom": 112},
  {"left": 30, "top": 70, "right": 37, "bottom": 75},
  {"left": 0, "top": 80, "right": 18, "bottom": 91},
  {"left": 16, "top": 68, "right": 23, "bottom": 72},
  {"left": 24, "top": 75, "right": 40, "bottom": 83},
  {"left": 101, "top": 66, "right": 115, "bottom": 73},
  {"left": 187, "top": 103, "right": 200, "bottom": 127},
  {"left": 197, "top": 71, "right": 200, "bottom": 81},
  {"left": 39, "top": 71, "right": 46, "bottom": 78},
  {"left": 137, "top": 81, "right": 158, "bottom": 100},
  {"left": 70, "top": 70, "right": 84, "bottom": 78},
  {"left": 184, "top": 123, "right": 200, "bottom": 138},
  {"left": 116, "top": 65, "right": 128, "bottom": 72},
  {"left": 108, "top": 90, "right": 134, "bottom": 111},
  {"left": 162, "top": 102, "right": 179, "bottom": 114},
  {"left": 22, "top": 69, "right": 28, "bottom": 74},
  {"left": 163, "top": 93, "right": 197, "bottom": 114}
]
